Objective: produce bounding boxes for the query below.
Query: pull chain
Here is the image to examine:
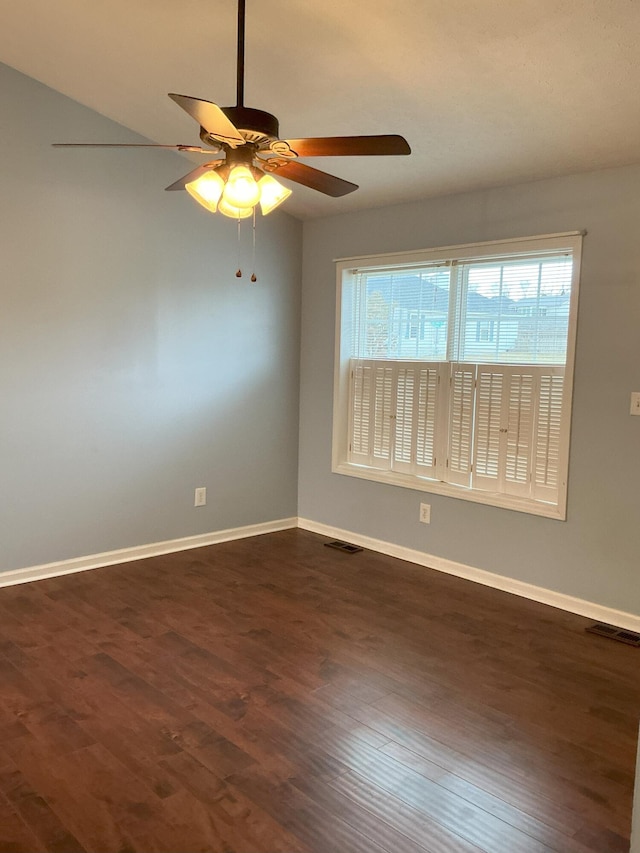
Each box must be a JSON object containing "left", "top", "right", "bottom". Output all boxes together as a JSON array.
[
  {"left": 235, "top": 218, "right": 242, "bottom": 278},
  {"left": 251, "top": 208, "right": 257, "bottom": 282}
]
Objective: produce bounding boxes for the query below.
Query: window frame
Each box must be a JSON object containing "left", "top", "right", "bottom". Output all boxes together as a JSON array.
[{"left": 331, "top": 232, "right": 583, "bottom": 520}]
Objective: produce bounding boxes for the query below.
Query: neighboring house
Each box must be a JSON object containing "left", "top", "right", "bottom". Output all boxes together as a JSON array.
[{"left": 364, "top": 277, "right": 571, "bottom": 363}]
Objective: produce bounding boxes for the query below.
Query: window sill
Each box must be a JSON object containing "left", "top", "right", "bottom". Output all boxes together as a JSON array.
[{"left": 332, "top": 462, "right": 566, "bottom": 520}]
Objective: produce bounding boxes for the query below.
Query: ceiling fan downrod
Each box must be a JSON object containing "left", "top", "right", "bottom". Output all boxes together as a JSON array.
[
  {"left": 222, "top": 0, "right": 280, "bottom": 144},
  {"left": 236, "top": 0, "right": 245, "bottom": 108}
]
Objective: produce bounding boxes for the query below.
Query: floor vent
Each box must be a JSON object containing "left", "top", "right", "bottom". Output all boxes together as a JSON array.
[
  {"left": 586, "top": 623, "right": 640, "bottom": 647},
  {"left": 324, "top": 540, "right": 363, "bottom": 554}
]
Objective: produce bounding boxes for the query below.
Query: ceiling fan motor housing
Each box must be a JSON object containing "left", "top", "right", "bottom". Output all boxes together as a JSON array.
[{"left": 199, "top": 106, "right": 280, "bottom": 148}]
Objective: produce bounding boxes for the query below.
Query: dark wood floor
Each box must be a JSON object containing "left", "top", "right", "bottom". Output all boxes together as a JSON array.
[{"left": 0, "top": 529, "right": 638, "bottom": 853}]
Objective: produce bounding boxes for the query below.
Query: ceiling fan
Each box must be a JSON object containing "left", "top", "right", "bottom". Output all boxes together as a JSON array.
[{"left": 54, "top": 0, "right": 411, "bottom": 219}]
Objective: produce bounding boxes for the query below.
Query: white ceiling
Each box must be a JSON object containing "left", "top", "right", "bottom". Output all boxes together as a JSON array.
[{"left": 2, "top": 0, "right": 640, "bottom": 219}]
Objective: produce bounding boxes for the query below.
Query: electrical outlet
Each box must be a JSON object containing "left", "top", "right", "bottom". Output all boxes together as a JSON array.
[
  {"left": 419, "top": 502, "right": 431, "bottom": 524},
  {"left": 194, "top": 487, "right": 207, "bottom": 507},
  {"left": 630, "top": 392, "right": 640, "bottom": 415}
]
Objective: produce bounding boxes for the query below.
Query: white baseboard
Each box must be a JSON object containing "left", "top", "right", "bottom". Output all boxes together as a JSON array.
[
  {"left": 3, "top": 515, "right": 639, "bottom": 633},
  {"left": 298, "top": 517, "right": 640, "bottom": 633},
  {"left": 0, "top": 518, "right": 298, "bottom": 590}
]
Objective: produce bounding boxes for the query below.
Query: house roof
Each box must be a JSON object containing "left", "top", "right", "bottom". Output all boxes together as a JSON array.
[{"left": 2, "top": 0, "right": 640, "bottom": 219}]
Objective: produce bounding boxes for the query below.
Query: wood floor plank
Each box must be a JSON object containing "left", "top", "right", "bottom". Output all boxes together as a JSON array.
[
  {"left": 345, "top": 697, "right": 632, "bottom": 838},
  {"left": 379, "top": 740, "right": 600, "bottom": 848},
  {"left": 0, "top": 789, "right": 48, "bottom": 853},
  {"left": 227, "top": 768, "right": 391, "bottom": 853},
  {"left": 371, "top": 690, "right": 633, "bottom": 806},
  {"left": 0, "top": 762, "right": 86, "bottom": 853},
  {"left": 1, "top": 742, "right": 142, "bottom": 852},
  {"left": 292, "top": 771, "right": 485, "bottom": 853},
  {"left": 326, "top": 771, "right": 496, "bottom": 853},
  {"left": 305, "top": 725, "right": 562, "bottom": 852},
  {"left": 158, "top": 751, "right": 309, "bottom": 853}
]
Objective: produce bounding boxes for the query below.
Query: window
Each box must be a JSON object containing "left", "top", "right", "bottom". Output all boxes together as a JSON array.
[{"left": 332, "top": 233, "right": 582, "bottom": 519}]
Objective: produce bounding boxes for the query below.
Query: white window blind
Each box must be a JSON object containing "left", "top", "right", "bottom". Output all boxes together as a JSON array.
[{"left": 334, "top": 233, "right": 582, "bottom": 518}]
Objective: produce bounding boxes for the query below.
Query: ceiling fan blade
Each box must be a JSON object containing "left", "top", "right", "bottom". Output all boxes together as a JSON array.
[
  {"left": 164, "top": 163, "right": 224, "bottom": 192},
  {"left": 269, "top": 161, "right": 358, "bottom": 197},
  {"left": 52, "top": 143, "right": 217, "bottom": 153},
  {"left": 278, "top": 135, "right": 411, "bottom": 158},
  {"left": 168, "top": 94, "right": 244, "bottom": 147}
]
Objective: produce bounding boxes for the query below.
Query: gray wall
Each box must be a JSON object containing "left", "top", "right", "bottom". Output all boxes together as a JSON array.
[
  {"left": 299, "top": 166, "right": 640, "bottom": 617},
  {"left": 0, "top": 63, "right": 302, "bottom": 573}
]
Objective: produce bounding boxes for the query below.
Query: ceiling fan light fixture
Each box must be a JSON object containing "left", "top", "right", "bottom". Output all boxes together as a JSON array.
[
  {"left": 258, "top": 174, "right": 292, "bottom": 215},
  {"left": 222, "top": 165, "right": 260, "bottom": 209},
  {"left": 185, "top": 170, "right": 225, "bottom": 212},
  {"left": 217, "top": 196, "right": 253, "bottom": 219}
]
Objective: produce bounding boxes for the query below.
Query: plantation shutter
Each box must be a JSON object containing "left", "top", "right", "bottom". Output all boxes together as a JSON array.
[
  {"left": 471, "top": 364, "right": 565, "bottom": 501},
  {"left": 393, "top": 364, "right": 416, "bottom": 473},
  {"left": 392, "top": 362, "right": 443, "bottom": 478},
  {"left": 472, "top": 368, "right": 504, "bottom": 492},
  {"left": 471, "top": 365, "right": 537, "bottom": 497},
  {"left": 349, "top": 359, "right": 373, "bottom": 465},
  {"left": 472, "top": 365, "right": 537, "bottom": 497},
  {"left": 415, "top": 364, "right": 443, "bottom": 478},
  {"left": 348, "top": 359, "right": 394, "bottom": 468},
  {"left": 504, "top": 370, "right": 535, "bottom": 497},
  {"left": 533, "top": 369, "right": 565, "bottom": 503},
  {"left": 447, "top": 364, "right": 476, "bottom": 487},
  {"left": 371, "top": 363, "right": 394, "bottom": 468}
]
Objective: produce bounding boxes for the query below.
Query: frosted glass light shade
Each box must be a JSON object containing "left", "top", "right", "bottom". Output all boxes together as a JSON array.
[
  {"left": 217, "top": 197, "right": 253, "bottom": 219},
  {"left": 222, "top": 165, "right": 260, "bottom": 209},
  {"left": 185, "top": 170, "right": 224, "bottom": 213},
  {"left": 258, "top": 174, "right": 292, "bottom": 215}
]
